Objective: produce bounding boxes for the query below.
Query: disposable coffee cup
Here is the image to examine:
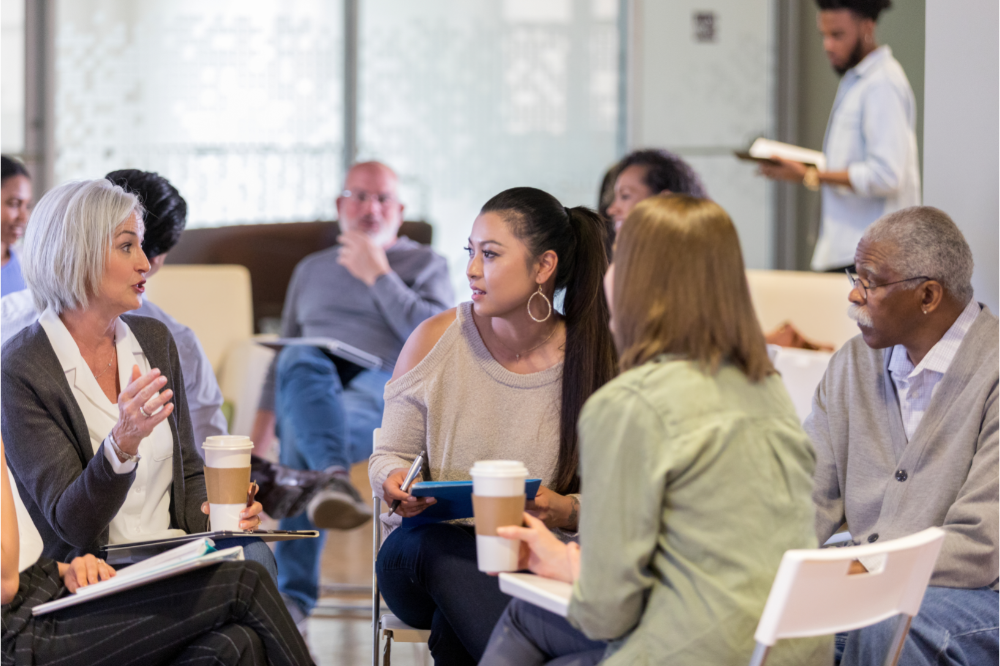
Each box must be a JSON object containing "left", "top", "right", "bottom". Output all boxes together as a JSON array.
[
  {"left": 471, "top": 460, "right": 529, "bottom": 572},
  {"left": 202, "top": 435, "right": 254, "bottom": 531}
]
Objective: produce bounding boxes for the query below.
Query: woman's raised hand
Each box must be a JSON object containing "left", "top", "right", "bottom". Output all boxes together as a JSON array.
[
  {"left": 58, "top": 555, "right": 116, "bottom": 593},
  {"left": 112, "top": 365, "right": 174, "bottom": 456},
  {"left": 382, "top": 467, "right": 436, "bottom": 518}
]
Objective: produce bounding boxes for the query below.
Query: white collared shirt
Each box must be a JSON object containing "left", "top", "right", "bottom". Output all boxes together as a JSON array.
[
  {"left": 38, "top": 308, "right": 185, "bottom": 544},
  {"left": 812, "top": 46, "right": 921, "bottom": 271},
  {"left": 887, "top": 299, "right": 981, "bottom": 441}
]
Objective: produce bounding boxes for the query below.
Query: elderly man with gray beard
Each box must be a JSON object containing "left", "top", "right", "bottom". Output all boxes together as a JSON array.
[{"left": 805, "top": 206, "right": 998, "bottom": 666}]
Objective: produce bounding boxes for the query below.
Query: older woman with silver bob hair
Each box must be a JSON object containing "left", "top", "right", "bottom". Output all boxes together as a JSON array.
[{"left": 0, "top": 179, "right": 268, "bottom": 568}]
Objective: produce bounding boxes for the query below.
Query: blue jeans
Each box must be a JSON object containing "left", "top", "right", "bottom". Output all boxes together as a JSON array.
[
  {"left": 213, "top": 537, "right": 278, "bottom": 583},
  {"left": 840, "top": 586, "right": 999, "bottom": 666},
  {"left": 480, "top": 599, "right": 606, "bottom": 666},
  {"left": 272, "top": 345, "right": 391, "bottom": 615},
  {"left": 376, "top": 523, "right": 515, "bottom": 666}
]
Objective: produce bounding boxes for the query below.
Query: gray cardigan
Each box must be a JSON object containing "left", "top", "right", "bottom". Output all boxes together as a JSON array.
[
  {"left": 805, "top": 305, "right": 998, "bottom": 589},
  {"left": 1, "top": 314, "right": 209, "bottom": 562}
]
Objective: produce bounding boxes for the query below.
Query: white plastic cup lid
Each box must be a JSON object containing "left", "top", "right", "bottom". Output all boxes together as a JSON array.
[
  {"left": 470, "top": 460, "right": 528, "bottom": 477},
  {"left": 202, "top": 435, "right": 254, "bottom": 451}
]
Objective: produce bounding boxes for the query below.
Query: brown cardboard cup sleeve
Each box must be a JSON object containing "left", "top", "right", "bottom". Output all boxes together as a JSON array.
[
  {"left": 472, "top": 494, "right": 526, "bottom": 536},
  {"left": 204, "top": 466, "right": 251, "bottom": 504}
]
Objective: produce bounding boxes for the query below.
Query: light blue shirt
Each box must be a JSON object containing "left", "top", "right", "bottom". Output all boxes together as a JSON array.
[
  {"left": 1, "top": 246, "right": 27, "bottom": 296},
  {"left": 888, "top": 298, "right": 981, "bottom": 441},
  {"left": 812, "top": 46, "right": 921, "bottom": 271}
]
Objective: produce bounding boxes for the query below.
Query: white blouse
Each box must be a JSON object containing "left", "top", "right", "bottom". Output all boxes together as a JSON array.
[{"left": 39, "top": 308, "right": 185, "bottom": 544}]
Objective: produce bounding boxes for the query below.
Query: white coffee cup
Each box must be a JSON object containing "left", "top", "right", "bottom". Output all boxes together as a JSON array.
[
  {"left": 202, "top": 435, "right": 254, "bottom": 531},
  {"left": 471, "top": 460, "right": 529, "bottom": 572}
]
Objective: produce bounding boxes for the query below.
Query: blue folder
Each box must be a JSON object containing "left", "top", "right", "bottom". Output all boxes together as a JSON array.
[{"left": 401, "top": 479, "right": 542, "bottom": 527}]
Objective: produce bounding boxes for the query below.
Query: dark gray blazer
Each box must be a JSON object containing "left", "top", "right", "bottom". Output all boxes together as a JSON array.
[{"left": 1, "top": 314, "right": 209, "bottom": 561}]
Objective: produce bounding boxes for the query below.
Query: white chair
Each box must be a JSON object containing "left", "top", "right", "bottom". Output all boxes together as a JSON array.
[
  {"left": 750, "top": 527, "right": 946, "bottom": 666},
  {"left": 769, "top": 347, "right": 833, "bottom": 423},
  {"left": 143, "top": 264, "right": 261, "bottom": 435},
  {"left": 8, "top": 467, "right": 43, "bottom": 571},
  {"left": 371, "top": 429, "right": 430, "bottom": 666},
  {"left": 142, "top": 264, "right": 254, "bottom": 374},
  {"left": 217, "top": 336, "right": 276, "bottom": 437},
  {"left": 746, "top": 270, "right": 858, "bottom": 350}
]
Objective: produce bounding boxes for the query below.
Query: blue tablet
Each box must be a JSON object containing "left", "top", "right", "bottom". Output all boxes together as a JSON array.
[{"left": 402, "top": 479, "right": 542, "bottom": 527}]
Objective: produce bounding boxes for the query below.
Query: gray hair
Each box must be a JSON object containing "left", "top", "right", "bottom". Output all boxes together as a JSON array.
[
  {"left": 861, "top": 206, "right": 974, "bottom": 304},
  {"left": 22, "top": 179, "right": 143, "bottom": 314}
]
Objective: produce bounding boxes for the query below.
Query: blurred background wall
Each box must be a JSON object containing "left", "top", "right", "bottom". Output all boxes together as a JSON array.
[{"left": 2, "top": 0, "right": 994, "bottom": 303}]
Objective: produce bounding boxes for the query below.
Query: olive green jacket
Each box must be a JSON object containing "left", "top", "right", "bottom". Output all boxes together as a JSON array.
[{"left": 568, "top": 357, "right": 832, "bottom": 665}]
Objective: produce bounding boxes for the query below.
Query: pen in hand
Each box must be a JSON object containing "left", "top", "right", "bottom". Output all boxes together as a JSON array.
[{"left": 388, "top": 453, "right": 425, "bottom": 516}]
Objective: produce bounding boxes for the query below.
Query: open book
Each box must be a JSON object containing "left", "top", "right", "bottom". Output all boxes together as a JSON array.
[
  {"left": 33, "top": 538, "right": 243, "bottom": 616},
  {"left": 257, "top": 337, "right": 382, "bottom": 371},
  {"left": 498, "top": 572, "right": 573, "bottom": 618},
  {"left": 735, "top": 138, "right": 827, "bottom": 170}
]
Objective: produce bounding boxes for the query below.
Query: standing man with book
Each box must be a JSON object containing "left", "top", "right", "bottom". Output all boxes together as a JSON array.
[
  {"left": 250, "top": 161, "right": 452, "bottom": 626},
  {"left": 760, "top": 0, "right": 920, "bottom": 273}
]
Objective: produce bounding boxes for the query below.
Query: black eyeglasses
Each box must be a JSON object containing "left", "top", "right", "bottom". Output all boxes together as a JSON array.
[{"left": 845, "top": 269, "right": 931, "bottom": 302}]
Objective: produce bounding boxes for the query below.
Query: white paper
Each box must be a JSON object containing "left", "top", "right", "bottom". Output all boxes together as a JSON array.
[
  {"left": 748, "top": 138, "right": 827, "bottom": 171},
  {"left": 33, "top": 545, "right": 245, "bottom": 615},
  {"left": 498, "top": 572, "right": 573, "bottom": 617}
]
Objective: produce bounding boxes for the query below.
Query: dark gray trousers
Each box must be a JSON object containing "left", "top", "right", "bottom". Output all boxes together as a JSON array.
[{"left": 480, "top": 599, "right": 606, "bottom": 666}]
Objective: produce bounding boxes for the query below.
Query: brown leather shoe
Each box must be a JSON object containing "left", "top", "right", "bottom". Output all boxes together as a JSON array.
[{"left": 251, "top": 456, "right": 336, "bottom": 520}]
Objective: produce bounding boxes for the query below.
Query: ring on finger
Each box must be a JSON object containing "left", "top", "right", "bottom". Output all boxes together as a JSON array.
[{"left": 139, "top": 405, "right": 152, "bottom": 418}]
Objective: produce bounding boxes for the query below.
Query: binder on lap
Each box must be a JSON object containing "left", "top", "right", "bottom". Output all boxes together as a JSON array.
[
  {"left": 101, "top": 530, "right": 319, "bottom": 564},
  {"left": 34, "top": 539, "right": 245, "bottom": 616},
  {"left": 498, "top": 572, "right": 572, "bottom": 618},
  {"left": 257, "top": 337, "right": 382, "bottom": 371}
]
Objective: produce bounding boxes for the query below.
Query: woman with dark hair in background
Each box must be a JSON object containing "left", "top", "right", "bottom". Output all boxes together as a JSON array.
[
  {"left": 1, "top": 155, "right": 32, "bottom": 296},
  {"left": 605, "top": 148, "right": 707, "bottom": 233},
  {"left": 368, "top": 187, "right": 617, "bottom": 664},
  {"left": 480, "top": 195, "right": 830, "bottom": 666}
]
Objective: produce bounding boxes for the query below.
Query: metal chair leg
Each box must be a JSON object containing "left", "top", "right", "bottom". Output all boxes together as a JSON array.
[
  {"left": 748, "top": 642, "right": 770, "bottom": 666},
  {"left": 383, "top": 631, "right": 393, "bottom": 666},
  {"left": 372, "top": 496, "right": 382, "bottom": 666},
  {"left": 882, "top": 614, "right": 913, "bottom": 666}
]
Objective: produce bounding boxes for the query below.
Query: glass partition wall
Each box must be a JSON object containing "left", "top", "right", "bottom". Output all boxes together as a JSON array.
[
  {"left": 53, "top": 0, "right": 346, "bottom": 225},
  {"left": 46, "top": 0, "right": 622, "bottom": 297}
]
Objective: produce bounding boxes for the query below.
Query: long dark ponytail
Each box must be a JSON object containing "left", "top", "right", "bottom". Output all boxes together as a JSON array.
[{"left": 481, "top": 187, "right": 617, "bottom": 494}]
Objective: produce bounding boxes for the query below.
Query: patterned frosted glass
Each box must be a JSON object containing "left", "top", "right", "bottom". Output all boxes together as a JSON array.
[
  {"left": 1, "top": 0, "right": 26, "bottom": 153},
  {"left": 53, "top": 0, "right": 344, "bottom": 226},
  {"left": 358, "top": 0, "right": 620, "bottom": 298}
]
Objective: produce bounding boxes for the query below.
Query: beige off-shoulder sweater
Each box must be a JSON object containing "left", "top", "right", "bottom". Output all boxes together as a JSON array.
[{"left": 369, "top": 301, "right": 564, "bottom": 531}]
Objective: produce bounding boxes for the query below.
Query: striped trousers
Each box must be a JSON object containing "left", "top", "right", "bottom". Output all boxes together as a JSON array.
[{"left": 12, "top": 561, "right": 312, "bottom": 666}]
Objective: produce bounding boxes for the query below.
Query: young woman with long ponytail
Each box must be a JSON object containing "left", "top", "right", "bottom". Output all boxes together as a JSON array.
[{"left": 368, "top": 187, "right": 616, "bottom": 664}]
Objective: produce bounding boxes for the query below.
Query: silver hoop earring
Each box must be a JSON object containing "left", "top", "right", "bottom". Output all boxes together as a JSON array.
[{"left": 527, "top": 285, "right": 552, "bottom": 323}]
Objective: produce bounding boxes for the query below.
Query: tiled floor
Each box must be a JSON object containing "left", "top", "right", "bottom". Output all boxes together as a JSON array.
[{"left": 290, "top": 462, "right": 431, "bottom": 665}]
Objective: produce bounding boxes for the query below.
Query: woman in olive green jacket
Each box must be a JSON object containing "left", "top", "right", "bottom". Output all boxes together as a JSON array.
[{"left": 480, "top": 195, "right": 832, "bottom": 666}]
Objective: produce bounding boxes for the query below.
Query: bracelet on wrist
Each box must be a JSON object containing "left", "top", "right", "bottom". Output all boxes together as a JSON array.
[{"left": 108, "top": 431, "right": 141, "bottom": 464}]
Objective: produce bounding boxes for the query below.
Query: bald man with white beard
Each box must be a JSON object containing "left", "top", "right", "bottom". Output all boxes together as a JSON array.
[{"left": 252, "top": 161, "right": 453, "bottom": 626}]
